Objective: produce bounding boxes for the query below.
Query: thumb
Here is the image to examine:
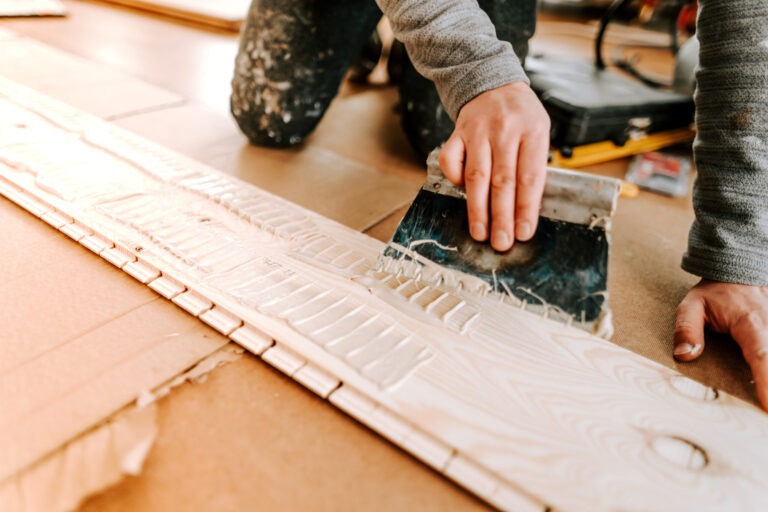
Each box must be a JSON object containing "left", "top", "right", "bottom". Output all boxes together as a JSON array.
[
  {"left": 438, "top": 134, "right": 465, "bottom": 186},
  {"left": 673, "top": 297, "right": 706, "bottom": 361}
]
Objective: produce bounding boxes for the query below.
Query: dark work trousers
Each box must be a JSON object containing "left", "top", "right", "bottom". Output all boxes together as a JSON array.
[{"left": 230, "top": 0, "right": 536, "bottom": 157}]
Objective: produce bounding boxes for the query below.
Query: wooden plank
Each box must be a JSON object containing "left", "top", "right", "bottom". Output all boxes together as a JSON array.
[
  {"left": 2, "top": 77, "right": 768, "bottom": 511},
  {"left": 95, "top": 0, "right": 248, "bottom": 31},
  {"left": 0, "top": 0, "right": 66, "bottom": 17}
]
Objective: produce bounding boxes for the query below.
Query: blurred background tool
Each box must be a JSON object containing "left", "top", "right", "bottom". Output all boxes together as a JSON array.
[
  {"left": 531, "top": 0, "right": 698, "bottom": 160},
  {"left": 548, "top": 127, "right": 695, "bottom": 168}
]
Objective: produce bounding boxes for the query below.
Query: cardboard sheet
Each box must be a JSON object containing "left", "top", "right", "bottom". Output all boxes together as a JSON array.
[
  {"left": 0, "top": 29, "right": 416, "bottom": 233},
  {"left": 0, "top": 2, "right": 240, "bottom": 115},
  {"left": 581, "top": 160, "right": 758, "bottom": 404},
  {"left": 0, "top": 405, "right": 156, "bottom": 512},
  {"left": 0, "top": 38, "right": 183, "bottom": 119},
  {"left": 80, "top": 356, "right": 488, "bottom": 512},
  {"left": 113, "top": 104, "right": 418, "bottom": 231},
  {"left": 309, "top": 88, "right": 426, "bottom": 185},
  {"left": 0, "top": 196, "right": 229, "bottom": 508},
  {"left": 0, "top": 9, "right": 426, "bottom": 231}
]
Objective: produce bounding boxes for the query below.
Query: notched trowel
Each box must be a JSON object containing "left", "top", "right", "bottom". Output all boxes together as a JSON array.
[{"left": 377, "top": 150, "right": 621, "bottom": 337}]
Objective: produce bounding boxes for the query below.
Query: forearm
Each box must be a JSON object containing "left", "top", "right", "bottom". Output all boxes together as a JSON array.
[
  {"left": 375, "top": 0, "right": 528, "bottom": 119},
  {"left": 682, "top": 0, "right": 768, "bottom": 286}
]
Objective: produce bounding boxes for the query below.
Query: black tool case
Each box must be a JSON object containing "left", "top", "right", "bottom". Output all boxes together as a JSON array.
[{"left": 526, "top": 55, "right": 695, "bottom": 149}]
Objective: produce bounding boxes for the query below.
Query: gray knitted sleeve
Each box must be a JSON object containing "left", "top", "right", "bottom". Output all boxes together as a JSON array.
[
  {"left": 681, "top": 0, "right": 768, "bottom": 286},
  {"left": 375, "top": 0, "right": 528, "bottom": 119}
]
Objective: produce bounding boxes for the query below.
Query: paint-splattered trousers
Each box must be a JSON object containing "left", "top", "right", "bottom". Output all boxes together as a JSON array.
[{"left": 230, "top": 0, "right": 536, "bottom": 157}]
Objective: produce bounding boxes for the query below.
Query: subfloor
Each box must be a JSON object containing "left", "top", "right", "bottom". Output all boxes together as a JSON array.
[{"left": 0, "top": 1, "right": 756, "bottom": 510}]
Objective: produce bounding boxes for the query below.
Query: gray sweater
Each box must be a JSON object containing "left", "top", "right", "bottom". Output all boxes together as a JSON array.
[
  {"left": 376, "top": 0, "right": 528, "bottom": 119},
  {"left": 378, "top": 0, "right": 768, "bottom": 287},
  {"left": 680, "top": 0, "right": 768, "bottom": 286}
]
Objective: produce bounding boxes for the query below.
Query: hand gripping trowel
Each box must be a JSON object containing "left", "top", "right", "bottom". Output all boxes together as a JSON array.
[{"left": 377, "top": 150, "right": 621, "bottom": 337}]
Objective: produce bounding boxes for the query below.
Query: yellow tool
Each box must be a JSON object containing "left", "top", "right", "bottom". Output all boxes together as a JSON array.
[
  {"left": 549, "top": 128, "right": 695, "bottom": 169},
  {"left": 618, "top": 180, "right": 640, "bottom": 198}
]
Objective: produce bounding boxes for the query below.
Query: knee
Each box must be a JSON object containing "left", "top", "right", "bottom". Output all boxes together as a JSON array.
[
  {"left": 230, "top": 78, "right": 322, "bottom": 148},
  {"left": 230, "top": 98, "right": 305, "bottom": 148}
]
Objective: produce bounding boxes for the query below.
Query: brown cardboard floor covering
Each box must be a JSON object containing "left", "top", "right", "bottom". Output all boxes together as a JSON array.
[
  {"left": 0, "top": 196, "right": 228, "bottom": 484},
  {"left": 112, "top": 104, "right": 418, "bottom": 230},
  {"left": 0, "top": 2, "right": 761, "bottom": 510},
  {"left": 79, "top": 356, "right": 488, "bottom": 512}
]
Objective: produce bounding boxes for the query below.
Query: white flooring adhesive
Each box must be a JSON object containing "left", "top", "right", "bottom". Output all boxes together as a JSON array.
[{"left": 1, "top": 76, "right": 768, "bottom": 511}]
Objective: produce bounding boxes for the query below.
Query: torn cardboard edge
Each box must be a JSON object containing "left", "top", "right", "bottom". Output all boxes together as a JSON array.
[
  {"left": 0, "top": 404, "right": 157, "bottom": 512},
  {"left": 136, "top": 344, "right": 246, "bottom": 408},
  {"left": 0, "top": 339, "right": 244, "bottom": 512}
]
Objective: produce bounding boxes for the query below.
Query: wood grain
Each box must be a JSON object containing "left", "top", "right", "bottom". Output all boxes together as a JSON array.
[{"left": 2, "top": 77, "right": 767, "bottom": 511}]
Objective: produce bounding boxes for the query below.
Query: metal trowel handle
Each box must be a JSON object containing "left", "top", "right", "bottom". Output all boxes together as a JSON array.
[{"left": 425, "top": 149, "right": 621, "bottom": 229}]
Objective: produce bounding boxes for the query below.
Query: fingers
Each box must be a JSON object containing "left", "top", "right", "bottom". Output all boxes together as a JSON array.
[
  {"left": 489, "top": 141, "right": 518, "bottom": 251},
  {"left": 442, "top": 82, "right": 550, "bottom": 250},
  {"left": 463, "top": 140, "right": 492, "bottom": 243},
  {"left": 731, "top": 312, "right": 768, "bottom": 410},
  {"left": 514, "top": 129, "right": 549, "bottom": 241},
  {"left": 439, "top": 134, "right": 465, "bottom": 186},
  {"left": 673, "top": 296, "right": 707, "bottom": 361}
]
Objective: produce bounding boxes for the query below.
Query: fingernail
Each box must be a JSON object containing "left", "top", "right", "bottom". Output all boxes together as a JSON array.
[
  {"left": 492, "top": 230, "right": 510, "bottom": 250},
  {"left": 470, "top": 222, "right": 487, "bottom": 241},
  {"left": 516, "top": 220, "right": 533, "bottom": 240},
  {"left": 674, "top": 343, "right": 694, "bottom": 357}
]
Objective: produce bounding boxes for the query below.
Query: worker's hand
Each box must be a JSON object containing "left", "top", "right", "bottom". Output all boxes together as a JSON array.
[
  {"left": 439, "top": 82, "right": 550, "bottom": 252},
  {"left": 674, "top": 279, "right": 768, "bottom": 411}
]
